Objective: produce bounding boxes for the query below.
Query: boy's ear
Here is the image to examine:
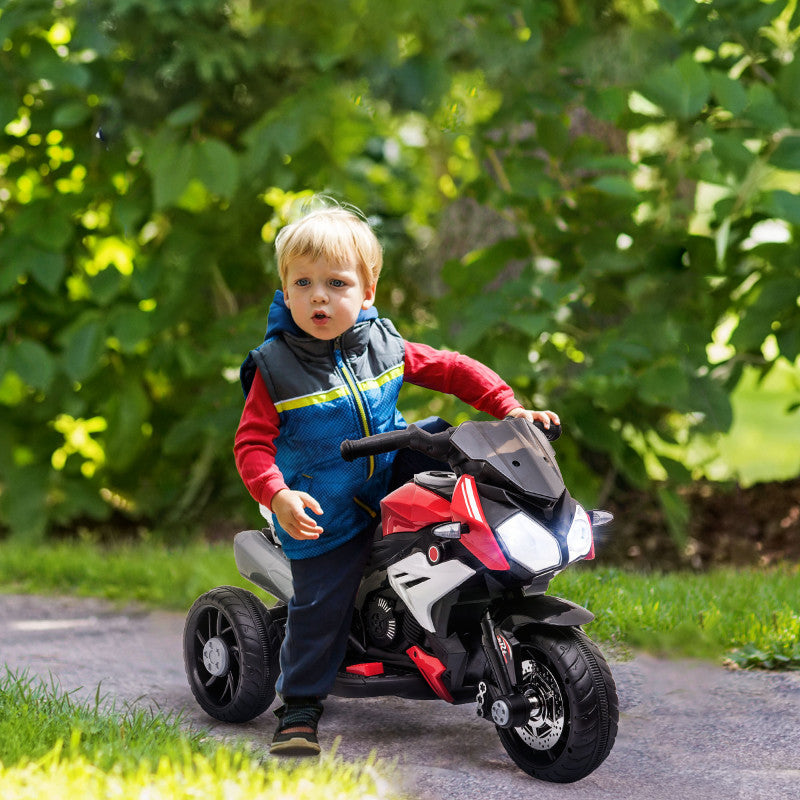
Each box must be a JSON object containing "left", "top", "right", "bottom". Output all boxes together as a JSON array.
[
  {"left": 282, "top": 286, "right": 291, "bottom": 307},
  {"left": 361, "top": 283, "right": 377, "bottom": 310}
]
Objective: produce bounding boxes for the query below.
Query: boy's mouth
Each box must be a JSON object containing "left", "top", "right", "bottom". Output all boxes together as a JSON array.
[{"left": 312, "top": 311, "right": 329, "bottom": 322}]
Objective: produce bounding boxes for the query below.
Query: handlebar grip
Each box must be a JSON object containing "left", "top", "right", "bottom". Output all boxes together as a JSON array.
[
  {"left": 535, "top": 421, "right": 562, "bottom": 442},
  {"left": 340, "top": 427, "right": 416, "bottom": 462}
]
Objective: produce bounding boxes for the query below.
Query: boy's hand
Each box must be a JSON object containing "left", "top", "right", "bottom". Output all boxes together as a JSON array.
[
  {"left": 271, "top": 489, "right": 324, "bottom": 540},
  {"left": 507, "top": 407, "right": 561, "bottom": 429}
]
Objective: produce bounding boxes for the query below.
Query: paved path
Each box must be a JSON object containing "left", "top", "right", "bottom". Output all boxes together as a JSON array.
[{"left": 2, "top": 593, "right": 799, "bottom": 799}]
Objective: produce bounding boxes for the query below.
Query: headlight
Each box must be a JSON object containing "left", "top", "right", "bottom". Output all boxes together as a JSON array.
[
  {"left": 566, "top": 504, "right": 593, "bottom": 562},
  {"left": 496, "top": 512, "right": 562, "bottom": 574}
]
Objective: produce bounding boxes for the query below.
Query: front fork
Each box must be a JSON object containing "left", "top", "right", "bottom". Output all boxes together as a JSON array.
[{"left": 477, "top": 610, "right": 540, "bottom": 729}]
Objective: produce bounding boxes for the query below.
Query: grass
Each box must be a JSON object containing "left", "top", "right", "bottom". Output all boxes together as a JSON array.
[
  {"left": 0, "top": 537, "right": 272, "bottom": 611},
  {"left": 0, "top": 669, "right": 396, "bottom": 799},
  {"left": 1, "top": 537, "right": 798, "bottom": 670},
  {"left": 552, "top": 563, "right": 800, "bottom": 669}
]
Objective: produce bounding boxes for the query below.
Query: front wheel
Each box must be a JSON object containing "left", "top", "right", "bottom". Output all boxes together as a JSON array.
[
  {"left": 495, "top": 626, "right": 618, "bottom": 783},
  {"left": 183, "top": 586, "right": 282, "bottom": 722}
]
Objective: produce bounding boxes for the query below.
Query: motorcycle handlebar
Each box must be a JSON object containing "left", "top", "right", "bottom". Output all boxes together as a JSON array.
[
  {"left": 341, "top": 419, "right": 562, "bottom": 463},
  {"left": 340, "top": 424, "right": 452, "bottom": 463}
]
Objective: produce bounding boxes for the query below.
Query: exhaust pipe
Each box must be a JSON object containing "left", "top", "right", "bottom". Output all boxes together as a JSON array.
[{"left": 233, "top": 529, "right": 293, "bottom": 604}]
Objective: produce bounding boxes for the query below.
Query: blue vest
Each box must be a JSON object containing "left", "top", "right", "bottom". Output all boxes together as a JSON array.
[{"left": 241, "top": 296, "right": 406, "bottom": 559}]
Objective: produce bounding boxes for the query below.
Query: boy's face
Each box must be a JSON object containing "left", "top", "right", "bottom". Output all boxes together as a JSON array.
[{"left": 283, "top": 254, "right": 376, "bottom": 341}]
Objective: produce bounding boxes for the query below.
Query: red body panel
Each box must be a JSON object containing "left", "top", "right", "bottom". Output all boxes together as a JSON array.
[
  {"left": 380, "top": 482, "right": 451, "bottom": 536},
  {"left": 380, "top": 475, "right": 509, "bottom": 571},
  {"left": 451, "top": 475, "right": 510, "bottom": 571},
  {"left": 407, "top": 646, "right": 454, "bottom": 702}
]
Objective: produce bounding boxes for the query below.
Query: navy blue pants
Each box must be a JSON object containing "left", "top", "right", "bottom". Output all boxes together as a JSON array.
[
  {"left": 276, "top": 529, "right": 372, "bottom": 699},
  {"left": 275, "top": 416, "right": 450, "bottom": 700}
]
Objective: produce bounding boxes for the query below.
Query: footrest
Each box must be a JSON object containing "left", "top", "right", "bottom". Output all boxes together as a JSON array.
[{"left": 345, "top": 662, "right": 385, "bottom": 677}]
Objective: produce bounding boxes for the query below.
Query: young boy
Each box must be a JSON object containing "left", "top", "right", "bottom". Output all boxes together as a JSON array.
[{"left": 234, "top": 204, "right": 558, "bottom": 756}]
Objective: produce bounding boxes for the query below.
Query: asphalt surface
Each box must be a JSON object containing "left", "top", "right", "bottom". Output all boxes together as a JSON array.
[{"left": 2, "top": 593, "right": 799, "bottom": 799}]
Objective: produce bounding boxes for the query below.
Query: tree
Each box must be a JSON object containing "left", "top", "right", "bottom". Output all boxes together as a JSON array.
[{"left": 0, "top": 0, "right": 798, "bottom": 540}]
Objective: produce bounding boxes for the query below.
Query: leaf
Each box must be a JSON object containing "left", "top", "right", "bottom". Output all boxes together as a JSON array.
[
  {"left": 760, "top": 190, "right": 800, "bottom": 225},
  {"left": 636, "top": 362, "right": 690, "bottom": 408},
  {"left": 104, "top": 378, "right": 152, "bottom": 470},
  {"left": 709, "top": 71, "right": 748, "bottom": 116},
  {"left": 195, "top": 139, "right": 240, "bottom": 199},
  {"left": 710, "top": 132, "right": 756, "bottom": 179},
  {"left": 0, "top": 465, "right": 50, "bottom": 542},
  {"left": 688, "top": 375, "right": 733, "bottom": 431},
  {"left": 58, "top": 315, "right": 106, "bottom": 382},
  {"left": 144, "top": 130, "right": 195, "bottom": 210},
  {"left": 109, "top": 306, "right": 152, "bottom": 353},
  {"left": 27, "top": 250, "right": 68, "bottom": 293},
  {"left": 659, "top": 0, "right": 699, "bottom": 28},
  {"left": 0, "top": 301, "right": 17, "bottom": 326},
  {"left": 9, "top": 339, "right": 56, "bottom": 392},
  {"left": 640, "top": 54, "right": 710, "bottom": 119},
  {"left": 770, "top": 136, "right": 800, "bottom": 171},
  {"left": 53, "top": 101, "right": 91, "bottom": 128},
  {"left": 591, "top": 175, "right": 639, "bottom": 199},
  {"left": 166, "top": 100, "right": 205, "bottom": 128}
]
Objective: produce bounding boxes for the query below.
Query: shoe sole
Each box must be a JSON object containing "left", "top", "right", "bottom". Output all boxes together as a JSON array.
[{"left": 269, "top": 736, "right": 321, "bottom": 757}]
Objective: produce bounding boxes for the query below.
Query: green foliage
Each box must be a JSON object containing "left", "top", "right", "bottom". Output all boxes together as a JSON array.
[{"left": 1, "top": 0, "right": 799, "bottom": 539}]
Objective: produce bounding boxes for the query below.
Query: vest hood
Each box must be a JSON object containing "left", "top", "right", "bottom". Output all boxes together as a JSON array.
[{"left": 240, "top": 290, "right": 380, "bottom": 397}]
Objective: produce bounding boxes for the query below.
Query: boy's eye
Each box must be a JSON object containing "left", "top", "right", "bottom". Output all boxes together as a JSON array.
[
  {"left": 295, "top": 278, "right": 310, "bottom": 287},
  {"left": 329, "top": 279, "right": 346, "bottom": 288}
]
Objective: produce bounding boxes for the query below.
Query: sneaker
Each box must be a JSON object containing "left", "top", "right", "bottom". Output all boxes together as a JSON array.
[{"left": 269, "top": 699, "right": 324, "bottom": 756}]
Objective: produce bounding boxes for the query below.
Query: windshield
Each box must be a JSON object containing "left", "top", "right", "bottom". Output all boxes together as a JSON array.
[{"left": 449, "top": 419, "right": 565, "bottom": 505}]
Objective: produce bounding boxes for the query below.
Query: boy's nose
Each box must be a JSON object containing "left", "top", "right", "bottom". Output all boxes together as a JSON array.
[{"left": 310, "top": 283, "right": 328, "bottom": 302}]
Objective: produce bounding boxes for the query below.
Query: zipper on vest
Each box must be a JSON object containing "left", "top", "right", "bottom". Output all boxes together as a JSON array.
[{"left": 333, "top": 337, "right": 375, "bottom": 479}]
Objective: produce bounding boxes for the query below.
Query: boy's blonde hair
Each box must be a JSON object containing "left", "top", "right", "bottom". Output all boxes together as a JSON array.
[{"left": 275, "top": 206, "right": 383, "bottom": 289}]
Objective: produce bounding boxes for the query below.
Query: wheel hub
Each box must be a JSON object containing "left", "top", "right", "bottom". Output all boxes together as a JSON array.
[
  {"left": 202, "top": 636, "right": 230, "bottom": 677},
  {"left": 517, "top": 659, "right": 565, "bottom": 750}
]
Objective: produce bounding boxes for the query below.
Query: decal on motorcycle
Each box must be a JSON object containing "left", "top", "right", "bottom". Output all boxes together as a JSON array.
[
  {"left": 495, "top": 632, "right": 511, "bottom": 665},
  {"left": 451, "top": 475, "right": 510, "bottom": 571},
  {"left": 387, "top": 551, "right": 475, "bottom": 633}
]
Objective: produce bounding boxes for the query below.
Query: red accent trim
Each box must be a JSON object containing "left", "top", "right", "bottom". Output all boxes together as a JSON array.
[
  {"left": 451, "top": 475, "right": 509, "bottom": 571},
  {"left": 380, "top": 482, "right": 451, "bottom": 536},
  {"left": 406, "top": 646, "right": 454, "bottom": 702},
  {"left": 346, "top": 662, "right": 385, "bottom": 677},
  {"left": 427, "top": 545, "right": 441, "bottom": 563}
]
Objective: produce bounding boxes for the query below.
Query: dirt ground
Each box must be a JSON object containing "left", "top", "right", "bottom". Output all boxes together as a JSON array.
[{"left": 599, "top": 478, "right": 800, "bottom": 569}]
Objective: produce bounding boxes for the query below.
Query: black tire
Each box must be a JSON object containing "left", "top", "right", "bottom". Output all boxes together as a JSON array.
[
  {"left": 495, "top": 626, "right": 619, "bottom": 783},
  {"left": 183, "top": 586, "right": 283, "bottom": 723}
]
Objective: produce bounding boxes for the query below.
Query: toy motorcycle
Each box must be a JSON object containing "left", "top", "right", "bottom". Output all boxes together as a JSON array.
[{"left": 183, "top": 417, "right": 618, "bottom": 783}]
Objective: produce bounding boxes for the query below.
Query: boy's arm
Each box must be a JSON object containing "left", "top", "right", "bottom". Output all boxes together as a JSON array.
[
  {"left": 234, "top": 375, "right": 325, "bottom": 539},
  {"left": 403, "top": 341, "right": 559, "bottom": 426},
  {"left": 233, "top": 372, "right": 290, "bottom": 509}
]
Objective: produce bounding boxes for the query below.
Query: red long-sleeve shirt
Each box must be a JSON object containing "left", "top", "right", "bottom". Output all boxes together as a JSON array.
[{"left": 234, "top": 340, "right": 520, "bottom": 509}]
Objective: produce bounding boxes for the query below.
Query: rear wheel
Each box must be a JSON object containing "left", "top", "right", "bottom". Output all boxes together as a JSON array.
[
  {"left": 183, "top": 586, "right": 283, "bottom": 722},
  {"left": 495, "top": 626, "right": 618, "bottom": 783}
]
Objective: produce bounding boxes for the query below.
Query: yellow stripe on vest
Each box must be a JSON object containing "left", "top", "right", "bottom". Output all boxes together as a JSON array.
[
  {"left": 273, "top": 364, "right": 404, "bottom": 413},
  {"left": 356, "top": 363, "right": 405, "bottom": 393},
  {"left": 274, "top": 385, "right": 349, "bottom": 413}
]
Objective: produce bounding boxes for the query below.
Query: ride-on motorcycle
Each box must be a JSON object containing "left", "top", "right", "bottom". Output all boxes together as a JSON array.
[{"left": 183, "top": 417, "right": 619, "bottom": 783}]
